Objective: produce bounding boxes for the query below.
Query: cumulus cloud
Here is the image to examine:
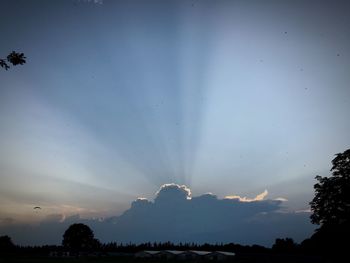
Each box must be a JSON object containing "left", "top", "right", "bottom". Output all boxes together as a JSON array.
[
  {"left": 0, "top": 184, "right": 315, "bottom": 247},
  {"left": 100, "top": 184, "right": 314, "bottom": 245}
]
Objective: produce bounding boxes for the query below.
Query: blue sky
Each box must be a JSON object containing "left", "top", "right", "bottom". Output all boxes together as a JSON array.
[{"left": 1, "top": 0, "right": 350, "bottom": 245}]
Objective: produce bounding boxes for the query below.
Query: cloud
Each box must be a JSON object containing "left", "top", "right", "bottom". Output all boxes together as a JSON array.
[
  {"left": 0, "top": 217, "right": 15, "bottom": 226},
  {"left": 274, "top": 197, "right": 289, "bottom": 202},
  {"left": 75, "top": 0, "right": 103, "bottom": 4},
  {"left": 0, "top": 184, "right": 315, "bottom": 247},
  {"left": 43, "top": 214, "right": 66, "bottom": 223},
  {"left": 225, "top": 189, "right": 269, "bottom": 202}
]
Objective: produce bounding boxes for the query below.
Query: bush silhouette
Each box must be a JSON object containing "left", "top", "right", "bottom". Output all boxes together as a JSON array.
[
  {"left": 272, "top": 238, "right": 297, "bottom": 253},
  {"left": 62, "top": 223, "right": 100, "bottom": 252},
  {"left": 0, "top": 235, "right": 15, "bottom": 254}
]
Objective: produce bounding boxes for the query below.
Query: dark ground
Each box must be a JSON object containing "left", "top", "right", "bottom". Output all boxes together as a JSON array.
[{"left": 0, "top": 255, "right": 328, "bottom": 263}]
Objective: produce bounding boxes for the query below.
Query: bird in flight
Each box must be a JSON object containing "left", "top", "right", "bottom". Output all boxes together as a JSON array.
[{"left": 33, "top": 206, "right": 41, "bottom": 210}]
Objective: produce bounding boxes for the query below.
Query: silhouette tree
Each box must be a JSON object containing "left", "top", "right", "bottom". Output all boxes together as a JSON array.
[
  {"left": 308, "top": 149, "right": 350, "bottom": 257},
  {"left": 0, "top": 51, "right": 26, "bottom": 70},
  {"left": 272, "top": 238, "right": 297, "bottom": 254},
  {"left": 0, "top": 235, "right": 15, "bottom": 253},
  {"left": 310, "top": 149, "right": 350, "bottom": 226},
  {"left": 62, "top": 223, "right": 100, "bottom": 252}
]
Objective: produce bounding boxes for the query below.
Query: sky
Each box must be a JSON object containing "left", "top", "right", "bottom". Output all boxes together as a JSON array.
[{"left": 1, "top": 0, "right": 350, "bottom": 246}]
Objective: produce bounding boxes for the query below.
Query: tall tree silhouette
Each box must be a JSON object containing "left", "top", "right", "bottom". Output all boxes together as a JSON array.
[
  {"left": 310, "top": 149, "right": 350, "bottom": 226},
  {"left": 0, "top": 51, "right": 26, "bottom": 70},
  {"left": 308, "top": 149, "right": 350, "bottom": 257}
]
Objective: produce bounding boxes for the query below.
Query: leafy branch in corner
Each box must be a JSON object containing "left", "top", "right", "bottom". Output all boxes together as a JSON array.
[{"left": 0, "top": 51, "right": 26, "bottom": 70}]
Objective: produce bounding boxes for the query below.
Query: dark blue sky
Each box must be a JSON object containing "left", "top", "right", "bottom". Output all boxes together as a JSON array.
[{"left": 1, "top": 0, "right": 350, "bottom": 245}]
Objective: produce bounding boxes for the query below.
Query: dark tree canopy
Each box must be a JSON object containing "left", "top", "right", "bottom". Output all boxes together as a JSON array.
[
  {"left": 310, "top": 149, "right": 350, "bottom": 226},
  {"left": 0, "top": 235, "right": 15, "bottom": 251},
  {"left": 62, "top": 223, "right": 99, "bottom": 251},
  {"left": 272, "top": 238, "right": 297, "bottom": 253},
  {"left": 0, "top": 51, "right": 26, "bottom": 70}
]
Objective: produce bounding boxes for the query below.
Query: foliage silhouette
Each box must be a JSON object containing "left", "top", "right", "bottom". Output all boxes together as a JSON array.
[
  {"left": 0, "top": 51, "right": 26, "bottom": 70},
  {"left": 62, "top": 223, "right": 100, "bottom": 252},
  {"left": 0, "top": 235, "right": 15, "bottom": 255},
  {"left": 308, "top": 148, "right": 350, "bottom": 258},
  {"left": 0, "top": 235, "right": 14, "bottom": 249},
  {"left": 310, "top": 148, "right": 350, "bottom": 226},
  {"left": 272, "top": 238, "right": 297, "bottom": 254}
]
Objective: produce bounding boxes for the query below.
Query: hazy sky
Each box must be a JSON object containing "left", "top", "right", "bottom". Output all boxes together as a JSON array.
[{"left": 1, "top": 0, "right": 350, "bottom": 245}]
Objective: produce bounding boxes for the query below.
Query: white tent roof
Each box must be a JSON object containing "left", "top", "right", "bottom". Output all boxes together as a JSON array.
[
  {"left": 188, "top": 250, "right": 212, "bottom": 256},
  {"left": 142, "top": 251, "right": 161, "bottom": 255},
  {"left": 215, "top": 251, "right": 235, "bottom": 256},
  {"left": 164, "top": 250, "right": 185, "bottom": 255}
]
